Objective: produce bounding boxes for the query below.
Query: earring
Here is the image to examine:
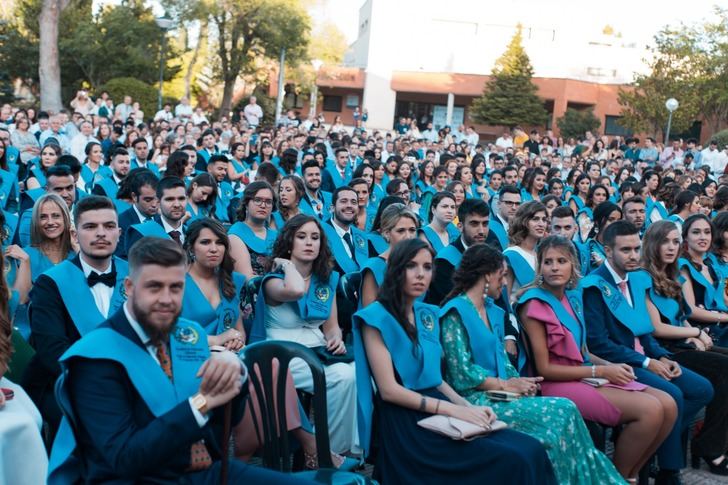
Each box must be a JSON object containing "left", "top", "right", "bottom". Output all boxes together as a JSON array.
[
  {"left": 567, "top": 276, "right": 576, "bottom": 289},
  {"left": 187, "top": 252, "right": 195, "bottom": 262},
  {"left": 484, "top": 281, "right": 490, "bottom": 296},
  {"left": 536, "top": 274, "right": 544, "bottom": 286}
]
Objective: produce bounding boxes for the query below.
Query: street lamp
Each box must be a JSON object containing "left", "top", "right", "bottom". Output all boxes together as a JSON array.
[
  {"left": 155, "top": 15, "right": 175, "bottom": 112},
  {"left": 310, "top": 59, "right": 323, "bottom": 118},
  {"left": 664, "top": 98, "right": 679, "bottom": 144}
]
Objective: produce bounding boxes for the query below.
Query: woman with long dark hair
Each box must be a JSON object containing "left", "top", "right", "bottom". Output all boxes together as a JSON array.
[
  {"left": 79, "top": 141, "right": 111, "bottom": 192},
  {"left": 271, "top": 175, "right": 304, "bottom": 230},
  {"left": 667, "top": 190, "right": 700, "bottom": 229},
  {"left": 353, "top": 238, "right": 557, "bottom": 484},
  {"left": 440, "top": 243, "right": 625, "bottom": 483},
  {"left": 185, "top": 173, "right": 218, "bottom": 222},
  {"left": 581, "top": 202, "right": 622, "bottom": 274},
  {"left": 228, "top": 181, "right": 277, "bottom": 278},
  {"left": 25, "top": 143, "right": 61, "bottom": 191},
  {"left": 518, "top": 236, "right": 675, "bottom": 482},
  {"left": 504, "top": 201, "right": 548, "bottom": 300},
  {"left": 642, "top": 220, "right": 728, "bottom": 475},
  {"left": 419, "top": 191, "right": 459, "bottom": 253},
  {"left": 253, "top": 214, "right": 358, "bottom": 456}
]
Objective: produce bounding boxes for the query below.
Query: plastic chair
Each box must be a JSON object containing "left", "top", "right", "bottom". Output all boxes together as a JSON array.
[
  {"left": 5, "top": 327, "right": 35, "bottom": 383},
  {"left": 336, "top": 272, "right": 361, "bottom": 343},
  {"left": 242, "top": 340, "right": 375, "bottom": 484}
]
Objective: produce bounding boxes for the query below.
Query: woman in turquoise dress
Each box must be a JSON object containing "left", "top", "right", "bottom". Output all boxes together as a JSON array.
[
  {"left": 185, "top": 173, "right": 217, "bottom": 222},
  {"left": 353, "top": 238, "right": 557, "bottom": 485},
  {"left": 228, "top": 181, "right": 278, "bottom": 278},
  {"left": 181, "top": 218, "right": 246, "bottom": 349},
  {"left": 419, "top": 191, "right": 459, "bottom": 253},
  {"left": 440, "top": 243, "right": 626, "bottom": 484},
  {"left": 360, "top": 203, "right": 418, "bottom": 308}
]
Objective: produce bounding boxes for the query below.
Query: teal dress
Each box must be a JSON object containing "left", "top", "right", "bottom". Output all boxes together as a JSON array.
[
  {"left": 181, "top": 272, "right": 246, "bottom": 336},
  {"left": 440, "top": 294, "right": 626, "bottom": 485}
]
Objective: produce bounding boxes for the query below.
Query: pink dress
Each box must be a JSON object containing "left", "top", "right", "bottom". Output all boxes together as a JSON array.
[{"left": 526, "top": 298, "right": 646, "bottom": 427}]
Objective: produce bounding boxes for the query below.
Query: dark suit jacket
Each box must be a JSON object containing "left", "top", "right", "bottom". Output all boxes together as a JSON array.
[
  {"left": 67, "top": 309, "right": 246, "bottom": 483},
  {"left": 321, "top": 169, "right": 336, "bottom": 194},
  {"left": 583, "top": 264, "right": 670, "bottom": 367},
  {"left": 125, "top": 215, "right": 167, "bottom": 255},
  {"left": 22, "top": 256, "right": 86, "bottom": 428},
  {"left": 116, "top": 206, "right": 142, "bottom": 259}
]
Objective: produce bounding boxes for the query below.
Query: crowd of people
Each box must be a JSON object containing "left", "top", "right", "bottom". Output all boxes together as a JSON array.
[{"left": 2, "top": 92, "right": 728, "bottom": 485}]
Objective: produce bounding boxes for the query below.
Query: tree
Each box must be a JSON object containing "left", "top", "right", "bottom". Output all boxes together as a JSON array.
[
  {"left": 202, "top": 0, "right": 311, "bottom": 117},
  {"left": 556, "top": 108, "right": 601, "bottom": 139},
  {"left": 470, "top": 25, "right": 548, "bottom": 127},
  {"left": 39, "top": 0, "right": 71, "bottom": 111}
]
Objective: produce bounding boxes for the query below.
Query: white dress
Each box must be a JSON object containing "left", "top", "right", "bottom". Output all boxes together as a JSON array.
[{"left": 265, "top": 302, "right": 360, "bottom": 455}]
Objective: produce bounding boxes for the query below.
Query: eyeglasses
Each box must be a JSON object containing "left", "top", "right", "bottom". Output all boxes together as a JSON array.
[
  {"left": 395, "top": 190, "right": 410, "bottom": 198},
  {"left": 252, "top": 197, "right": 274, "bottom": 207},
  {"left": 501, "top": 200, "right": 521, "bottom": 207}
]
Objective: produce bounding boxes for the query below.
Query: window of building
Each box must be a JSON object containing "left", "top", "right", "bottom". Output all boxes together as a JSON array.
[
  {"left": 586, "top": 67, "right": 617, "bottom": 77},
  {"left": 604, "top": 115, "right": 632, "bottom": 137},
  {"left": 323, "top": 95, "right": 342, "bottom": 112},
  {"left": 346, "top": 95, "right": 359, "bottom": 108}
]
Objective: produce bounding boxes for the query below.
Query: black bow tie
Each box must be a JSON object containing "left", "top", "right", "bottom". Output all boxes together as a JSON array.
[{"left": 88, "top": 271, "right": 116, "bottom": 288}]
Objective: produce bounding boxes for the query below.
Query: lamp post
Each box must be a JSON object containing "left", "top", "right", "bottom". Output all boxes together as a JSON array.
[
  {"left": 664, "top": 98, "right": 679, "bottom": 144},
  {"left": 310, "top": 59, "right": 323, "bottom": 119},
  {"left": 155, "top": 15, "right": 174, "bottom": 112}
]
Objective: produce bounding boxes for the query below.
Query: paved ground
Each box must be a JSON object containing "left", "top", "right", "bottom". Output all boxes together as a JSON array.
[{"left": 682, "top": 466, "right": 728, "bottom": 484}]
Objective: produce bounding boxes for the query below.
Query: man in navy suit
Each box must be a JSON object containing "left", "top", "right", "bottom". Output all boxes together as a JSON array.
[
  {"left": 582, "top": 220, "right": 713, "bottom": 484},
  {"left": 126, "top": 176, "right": 187, "bottom": 252},
  {"left": 60, "top": 238, "right": 308, "bottom": 484},
  {"left": 117, "top": 170, "right": 159, "bottom": 259}
]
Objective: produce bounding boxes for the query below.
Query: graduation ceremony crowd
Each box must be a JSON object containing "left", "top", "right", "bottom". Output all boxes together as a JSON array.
[{"left": 3, "top": 95, "right": 728, "bottom": 485}]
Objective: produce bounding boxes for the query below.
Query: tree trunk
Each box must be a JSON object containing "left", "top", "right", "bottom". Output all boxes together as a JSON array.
[
  {"left": 184, "top": 22, "right": 206, "bottom": 99},
  {"left": 218, "top": 74, "right": 236, "bottom": 119},
  {"left": 39, "top": 0, "right": 70, "bottom": 113}
]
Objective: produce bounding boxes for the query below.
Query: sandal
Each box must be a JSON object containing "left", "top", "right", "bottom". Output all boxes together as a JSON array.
[{"left": 304, "top": 451, "right": 359, "bottom": 471}]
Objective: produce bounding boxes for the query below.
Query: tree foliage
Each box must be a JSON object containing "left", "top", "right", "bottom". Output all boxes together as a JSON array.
[
  {"left": 556, "top": 108, "right": 602, "bottom": 139},
  {"left": 97, "top": 77, "right": 158, "bottom": 118},
  {"left": 618, "top": 8, "right": 728, "bottom": 141},
  {"left": 470, "top": 25, "right": 548, "bottom": 128}
]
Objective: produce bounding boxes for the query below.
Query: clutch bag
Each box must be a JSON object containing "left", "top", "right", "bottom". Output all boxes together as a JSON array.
[{"left": 417, "top": 415, "right": 507, "bottom": 440}]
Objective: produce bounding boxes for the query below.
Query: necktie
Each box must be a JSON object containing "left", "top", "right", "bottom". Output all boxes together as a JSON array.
[
  {"left": 87, "top": 271, "right": 116, "bottom": 287},
  {"left": 169, "top": 230, "right": 182, "bottom": 245},
  {"left": 617, "top": 281, "right": 644, "bottom": 354},
  {"left": 155, "top": 342, "right": 213, "bottom": 470},
  {"left": 343, "top": 232, "right": 355, "bottom": 257}
]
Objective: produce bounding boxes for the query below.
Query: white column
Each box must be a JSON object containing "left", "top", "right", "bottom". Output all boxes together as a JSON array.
[{"left": 446, "top": 92, "right": 454, "bottom": 127}]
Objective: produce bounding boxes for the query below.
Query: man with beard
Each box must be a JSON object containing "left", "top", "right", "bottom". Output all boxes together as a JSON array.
[
  {"left": 126, "top": 176, "right": 187, "bottom": 251},
  {"left": 322, "top": 186, "right": 368, "bottom": 275},
  {"left": 48, "top": 238, "right": 308, "bottom": 484},
  {"left": 622, "top": 196, "right": 647, "bottom": 236},
  {"left": 22, "top": 196, "right": 127, "bottom": 437},
  {"left": 300, "top": 160, "right": 332, "bottom": 220},
  {"left": 116, "top": 171, "right": 159, "bottom": 259},
  {"left": 488, "top": 185, "right": 521, "bottom": 250},
  {"left": 130, "top": 137, "right": 160, "bottom": 176},
  {"left": 92, "top": 148, "right": 131, "bottom": 203},
  {"left": 206, "top": 154, "right": 233, "bottom": 223}
]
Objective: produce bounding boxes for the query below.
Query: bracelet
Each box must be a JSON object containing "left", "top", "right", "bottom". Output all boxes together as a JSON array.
[
  {"left": 419, "top": 396, "right": 427, "bottom": 412},
  {"left": 696, "top": 328, "right": 702, "bottom": 338},
  {"left": 435, "top": 400, "right": 441, "bottom": 414},
  {"left": 591, "top": 365, "right": 597, "bottom": 378}
]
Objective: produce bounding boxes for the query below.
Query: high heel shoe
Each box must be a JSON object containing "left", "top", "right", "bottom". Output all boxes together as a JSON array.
[{"left": 691, "top": 454, "right": 728, "bottom": 476}]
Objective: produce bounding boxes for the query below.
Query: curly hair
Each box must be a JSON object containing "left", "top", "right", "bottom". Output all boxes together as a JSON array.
[
  {"left": 269, "top": 214, "right": 332, "bottom": 281},
  {"left": 641, "top": 220, "right": 682, "bottom": 300},
  {"left": 183, "top": 218, "right": 236, "bottom": 299},
  {"left": 443, "top": 243, "right": 504, "bottom": 305},
  {"left": 508, "top": 201, "right": 547, "bottom": 246},
  {"left": 236, "top": 181, "right": 274, "bottom": 222}
]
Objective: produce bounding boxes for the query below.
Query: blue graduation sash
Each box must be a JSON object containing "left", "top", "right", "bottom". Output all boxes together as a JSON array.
[
  {"left": 271, "top": 211, "right": 286, "bottom": 230},
  {"left": 678, "top": 257, "right": 727, "bottom": 311},
  {"left": 248, "top": 271, "right": 339, "bottom": 343},
  {"left": 300, "top": 190, "right": 332, "bottom": 220},
  {"left": 372, "top": 183, "right": 386, "bottom": 206},
  {"left": 23, "top": 188, "right": 45, "bottom": 207},
  {"left": 324, "top": 163, "right": 351, "bottom": 188},
  {"left": 420, "top": 224, "right": 459, "bottom": 254},
  {"left": 322, "top": 222, "right": 367, "bottom": 273},
  {"left": 30, "top": 165, "right": 47, "bottom": 187},
  {"left": 45, "top": 258, "right": 129, "bottom": 336},
  {"left": 440, "top": 295, "right": 507, "bottom": 378},
  {"left": 504, "top": 248, "right": 536, "bottom": 288},
  {"left": 353, "top": 301, "right": 442, "bottom": 455},
  {"left": 130, "top": 158, "right": 160, "bottom": 176},
  {"left": 129, "top": 220, "right": 172, "bottom": 240},
  {"left": 367, "top": 233, "right": 389, "bottom": 255},
  {"left": 435, "top": 243, "right": 462, "bottom": 268},
  {"left": 516, "top": 288, "right": 590, "bottom": 362},
  {"left": 182, "top": 272, "right": 246, "bottom": 335},
  {"left": 48, "top": 320, "right": 209, "bottom": 485},
  {"left": 574, "top": 240, "right": 591, "bottom": 276},
  {"left": 95, "top": 177, "right": 119, "bottom": 200},
  {"left": 568, "top": 195, "right": 586, "bottom": 211},
  {"left": 185, "top": 202, "right": 210, "bottom": 222},
  {"left": 580, "top": 270, "right": 654, "bottom": 336},
  {"left": 3, "top": 210, "right": 17, "bottom": 245},
  {"left": 358, "top": 257, "right": 387, "bottom": 310},
  {"left": 80, "top": 164, "right": 112, "bottom": 192},
  {"left": 228, "top": 222, "right": 277, "bottom": 255},
  {"left": 489, "top": 218, "right": 509, "bottom": 250},
  {"left": 666, "top": 214, "right": 683, "bottom": 225},
  {"left": 587, "top": 239, "right": 607, "bottom": 273},
  {"left": 520, "top": 188, "right": 534, "bottom": 202},
  {"left": 25, "top": 246, "right": 73, "bottom": 283},
  {"left": 215, "top": 181, "right": 234, "bottom": 223},
  {"left": 0, "top": 169, "right": 16, "bottom": 209},
  {"left": 648, "top": 287, "right": 686, "bottom": 327}
]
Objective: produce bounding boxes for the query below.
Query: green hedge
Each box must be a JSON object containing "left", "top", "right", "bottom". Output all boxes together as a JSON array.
[
  {"left": 96, "top": 77, "right": 158, "bottom": 121},
  {"left": 710, "top": 129, "right": 728, "bottom": 149}
]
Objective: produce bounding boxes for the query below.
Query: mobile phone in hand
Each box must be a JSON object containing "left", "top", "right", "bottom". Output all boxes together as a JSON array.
[{"left": 2, "top": 388, "right": 14, "bottom": 400}]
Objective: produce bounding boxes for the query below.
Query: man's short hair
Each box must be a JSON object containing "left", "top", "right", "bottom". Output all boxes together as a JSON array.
[
  {"left": 130, "top": 171, "right": 159, "bottom": 196},
  {"left": 73, "top": 195, "right": 116, "bottom": 225},
  {"left": 111, "top": 147, "right": 129, "bottom": 159},
  {"left": 208, "top": 154, "right": 229, "bottom": 165},
  {"left": 56, "top": 155, "right": 82, "bottom": 174},
  {"left": 46, "top": 165, "right": 74, "bottom": 181},
  {"left": 622, "top": 196, "right": 645, "bottom": 210},
  {"left": 301, "top": 160, "right": 320, "bottom": 174},
  {"left": 458, "top": 198, "right": 489, "bottom": 222},
  {"left": 156, "top": 176, "right": 186, "bottom": 199},
  {"left": 385, "top": 178, "right": 406, "bottom": 195},
  {"left": 131, "top": 137, "right": 148, "bottom": 148},
  {"left": 551, "top": 206, "right": 575, "bottom": 220},
  {"left": 128, "top": 237, "right": 186, "bottom": 277},
  {"left": 499, "top": 185, "right": 521, "bottom": 197},
  {"left": 332, "top": 185, "right": 357, "bottom": 205},
  {"left": 603, "top": 220, "right": 639, "bottom": 248}
]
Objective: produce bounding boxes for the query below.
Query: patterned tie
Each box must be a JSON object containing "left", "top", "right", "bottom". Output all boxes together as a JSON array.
[
  {"left": 168, "top": 230, "right": 182, "bottom": 245},
  {"left": 155, "top": 342, "right": 213, "bottom": 470},
  {"left": 617, "top": 281, "right": 645, "bottom": 354}
]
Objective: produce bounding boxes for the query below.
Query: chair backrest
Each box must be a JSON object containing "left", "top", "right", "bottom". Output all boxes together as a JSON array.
[
  {"left": 240, "top": 275, "right": 264, "bottom": 337},
  {"left": 339, "top": 271, "right": 361, "bottom": 304},
  {"left": 242, "top": 340, "right": 333, "bottom": 471}
]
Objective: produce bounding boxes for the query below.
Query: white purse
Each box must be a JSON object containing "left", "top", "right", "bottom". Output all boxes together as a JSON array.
[{"left": 417, "top": 415, "right": 508, "bottom": 441}]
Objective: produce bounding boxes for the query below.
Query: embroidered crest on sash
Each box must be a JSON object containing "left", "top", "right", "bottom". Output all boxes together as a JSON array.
[
  {"left": 354, "top": 234, "right": 366, "bottom": 249},
  {"left": 119, "top": 285, "right": 127, "bottom": 299},
  {"left": 568, "top": 296, "right": 582, "bottom": 317},
  {"left": 174, "top": 325, "right": 200, "bottom": 345},
  {"left": 222, "top": 309, "right": 235, "bottom": 330},
  {"left": 600, "top": 282, "right": 612, "bottom": 298},
  {"left": 420, "top": 309, "right": 435, "bottom": 331},
  {"left": 314, "top": 285, "right": 331, "bottom": 303}
]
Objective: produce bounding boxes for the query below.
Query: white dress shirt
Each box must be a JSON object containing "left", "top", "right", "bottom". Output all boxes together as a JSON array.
[
  {"left": 79, "top": 255, "right": 114, "bottom": 318},
  {"left": 123, "top": 303, "right": 209, "bottom": 427},
  {"left": 331, "top": 219, "right": 353, "bottom": 258},
  {"left": 160, "top": 216, "right": 185, "bottom": 243}
]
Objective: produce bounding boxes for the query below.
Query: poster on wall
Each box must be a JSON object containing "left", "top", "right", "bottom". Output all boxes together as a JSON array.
[{"left": 432, "top": 105, "right": 464, "bottom": 130}]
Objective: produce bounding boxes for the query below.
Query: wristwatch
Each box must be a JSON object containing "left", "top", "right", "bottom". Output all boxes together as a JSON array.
[{"left": 191, "top": 393, "right": 208, "bottom": 415}]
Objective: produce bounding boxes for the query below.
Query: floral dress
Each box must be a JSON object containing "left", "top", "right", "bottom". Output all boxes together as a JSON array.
[{"left": 441, "top": 310, "right": 626, "bottom": 485}]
